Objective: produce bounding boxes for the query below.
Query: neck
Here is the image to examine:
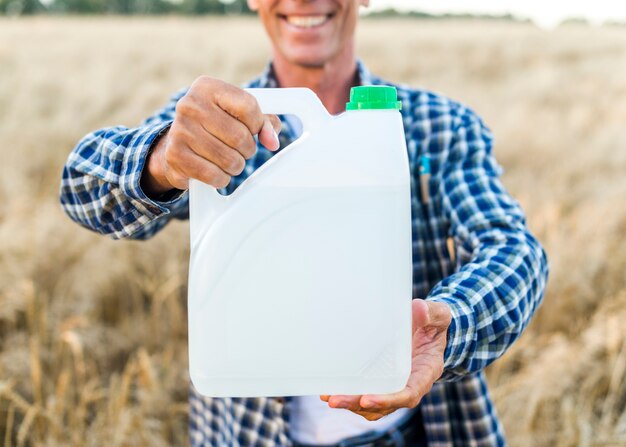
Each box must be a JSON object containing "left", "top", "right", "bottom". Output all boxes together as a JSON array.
[{"left": 271, "top": 45, "right": 359, "bottom": 115}]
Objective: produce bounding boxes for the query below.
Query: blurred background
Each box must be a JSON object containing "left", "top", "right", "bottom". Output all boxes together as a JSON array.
[{"left": 0, "top": 1, "right": 625, "bottom": 446}]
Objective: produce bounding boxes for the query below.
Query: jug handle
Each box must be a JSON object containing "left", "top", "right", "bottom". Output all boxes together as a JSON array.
[
  {"left": 189, "top": 88, "right": 331, "bottom": 231},
  {"left": 245, "top": 87, "right": 330, "bottom": 133}
]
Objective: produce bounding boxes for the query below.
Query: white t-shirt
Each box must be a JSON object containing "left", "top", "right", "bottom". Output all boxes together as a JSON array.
[{"left": 289, "top": 395, "right": 415, "bottom": 445}]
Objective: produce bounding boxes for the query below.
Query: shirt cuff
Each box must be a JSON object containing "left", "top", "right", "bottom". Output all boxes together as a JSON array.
[
  {"left": 426, "top": 293, "right": 476, "bottom": 376},
  {"left": 119, "top": 120, "right": 185, "bottom": 219}
]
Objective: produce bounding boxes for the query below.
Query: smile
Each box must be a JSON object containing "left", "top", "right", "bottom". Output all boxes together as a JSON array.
[{"left": 279, "top": 13, "right": 334, "bottom": 29}]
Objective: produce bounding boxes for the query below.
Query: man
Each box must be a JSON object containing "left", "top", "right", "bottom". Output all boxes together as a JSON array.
[{"left": 60, "top": 0, "right": 549, "bottom": 445}]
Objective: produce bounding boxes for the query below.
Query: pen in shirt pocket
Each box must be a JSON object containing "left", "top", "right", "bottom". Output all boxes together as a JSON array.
[
  {"left": 418, "top": 154, "right": 457, "bottom": 270},
  {"left": 419, "top": 155, "right": 431, "bottom": 204}
]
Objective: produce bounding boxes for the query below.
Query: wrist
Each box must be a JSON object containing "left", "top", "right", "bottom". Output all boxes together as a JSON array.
[{"left": 141, "top": 129, "right": 175, "bottom": 198}]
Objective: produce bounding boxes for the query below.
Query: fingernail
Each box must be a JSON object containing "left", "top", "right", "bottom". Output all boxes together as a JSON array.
[{"left": 272, "top": 128, "right": 279, "bottom": 147}]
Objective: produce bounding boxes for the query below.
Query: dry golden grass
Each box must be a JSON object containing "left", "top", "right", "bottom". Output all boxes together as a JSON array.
[{"left": 0, "top": 16, "right": 625, "bottom": 446}]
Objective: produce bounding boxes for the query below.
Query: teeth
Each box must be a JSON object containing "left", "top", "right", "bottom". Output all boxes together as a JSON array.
[{"left": 286, "top": 15, "right": 329, "bottom": 28}]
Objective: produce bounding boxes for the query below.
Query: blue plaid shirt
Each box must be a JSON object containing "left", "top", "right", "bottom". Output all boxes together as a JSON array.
[{"left": 60, "top": 61, "right": 549, "bottom": 447}]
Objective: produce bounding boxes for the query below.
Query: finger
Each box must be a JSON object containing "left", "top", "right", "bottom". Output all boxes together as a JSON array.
[
  {"left": 351, "top": 408, "right": 395, "bottom": 422},
  {"left": 213, "top": 87, "right": 280, "bottom": 151},
  {"left": 170, "top": 143, "right": 231, "bottom": 189},
  {"left": 327, "top": 395, "right": 363, "bottom": 411},
  {"left": 193, "top": 106, "right": 258, "bottom": 159},
  {"left": 413, "top": 299, "right": 452, "bottom": 340},
  {"left": 320, "top": 395, "right": 330, "bottom": 402},
  {"left": 359, "top": 383, "right": 422, "bottom": 412},
  {"left": 426, "top": 300, "right": 453, "bottom": 331},
  {"left": 185, "top": 122, "right": 247, "bottom": 176},
  {"left": 184, "top": 77, "right": 263, "bottom": 140},
  {"left": 360, "top": 355, "right": 440, "bottom": 411},
  {"left": 214, "top": 86, "right": 266, "bottom": 138},
  {"left": 323, "top": 399, "right": 396, "bottom": 422},
  {"left": 412, "top": 298, "right": 429, "bottom": 333},
  {"left": 258, "top": 116, "right": 280, "bottom": 151},
  {"left": 360, "top": 363, "right": 427, "bottom": 410},
  {"left": 267, "top": 113, "right": 282, "bottom": 135}
]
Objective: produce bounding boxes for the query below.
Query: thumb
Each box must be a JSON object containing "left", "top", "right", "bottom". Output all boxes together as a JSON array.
[
  {"left": 258, "top": 114, "right": 281, "bottom": 151},
  {"left": 412, "top": 299, "right": 430, "bottom": 333},
  {"left": 412, "top": 299, "right": 452, "bottom": 333}
]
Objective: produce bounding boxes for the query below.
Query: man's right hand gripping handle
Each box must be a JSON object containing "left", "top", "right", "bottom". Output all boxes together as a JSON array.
[{"left": 141, "top": 76, "right": 282, "bottom": 198}]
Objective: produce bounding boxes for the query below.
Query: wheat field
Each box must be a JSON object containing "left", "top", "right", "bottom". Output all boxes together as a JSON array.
[{"left": 0, "top": 16, "right": 625, "bottom": 447}]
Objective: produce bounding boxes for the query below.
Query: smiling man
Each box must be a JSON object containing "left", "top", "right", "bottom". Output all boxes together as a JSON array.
[{"left": 60, "top": 1, "right": 549, "bottom": 446}]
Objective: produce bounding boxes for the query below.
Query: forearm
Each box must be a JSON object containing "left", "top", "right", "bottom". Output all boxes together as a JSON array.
[
  {"left": 423, "top": 107, "right": 549, "bottom": 381},
  {"left": 59, "top": 121, "right": 188, "bottom": 240},
  {"left": 428, "top": 224, "right": 548, "bottom": 381}
]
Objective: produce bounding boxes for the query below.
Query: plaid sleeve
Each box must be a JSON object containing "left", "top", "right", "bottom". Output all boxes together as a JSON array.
[
  {"left": 60, "top": 88, "right": 189, "bottom": 240},
  {"left": 426, "top": 109, "right": 549, "bottom": 381}
]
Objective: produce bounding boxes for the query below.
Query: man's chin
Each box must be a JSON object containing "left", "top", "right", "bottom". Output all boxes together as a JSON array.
[
  {"left": 285, "top": 49, "right": 334, "bottom": 69},
  {"left": 294, "top": 60, "right": 326, "bottom": 69}
]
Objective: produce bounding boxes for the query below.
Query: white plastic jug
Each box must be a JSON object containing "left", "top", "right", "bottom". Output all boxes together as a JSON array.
[{"left": 188, "top": 86, "right": 412, "bottom": 398}]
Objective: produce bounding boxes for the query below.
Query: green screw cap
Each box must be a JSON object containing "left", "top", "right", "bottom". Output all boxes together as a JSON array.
[{"left": 346, "top": 85, "right": 402, "bottom": 110}]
